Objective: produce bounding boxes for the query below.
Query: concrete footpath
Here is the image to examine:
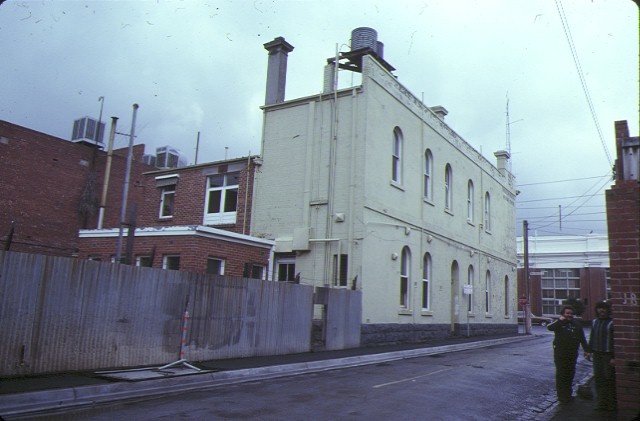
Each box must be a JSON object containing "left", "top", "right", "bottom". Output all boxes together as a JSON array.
[{"left": 0, "top": 333, "right": 606, "bottom": 420}]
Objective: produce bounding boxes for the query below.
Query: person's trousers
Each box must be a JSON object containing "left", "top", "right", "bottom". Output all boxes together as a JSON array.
[
  {"left": 554, "top": 348, "right": 578, "bottom": 402},
  {"left": 592, "top": 352, "right": 616, "bottom": 409}
]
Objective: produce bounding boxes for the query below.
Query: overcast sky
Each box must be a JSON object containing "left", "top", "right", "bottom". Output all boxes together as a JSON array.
[{"left": 1, "top": 0, "right": 638, "bottom": 237}]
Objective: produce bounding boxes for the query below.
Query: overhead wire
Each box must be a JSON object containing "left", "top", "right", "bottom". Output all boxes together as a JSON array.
[{"left": 554, "top": 0, "right": 613, "bottom": 167}]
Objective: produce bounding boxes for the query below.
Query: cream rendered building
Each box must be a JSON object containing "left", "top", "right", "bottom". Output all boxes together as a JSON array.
[{"left": 252, "top": 32, "right": 518, "bottom": 343}]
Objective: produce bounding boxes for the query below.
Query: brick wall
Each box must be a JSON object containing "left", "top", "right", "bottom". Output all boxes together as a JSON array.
[
  {"left": 135, "top": 158, "right": 256, "bottom": 235},
  {"left": 77, "top": 233, "right": 271, "bottom": 277},
  {"left": 0, "top": 120, "right": 150, "bottom": 256},
  {"left": 605, "top": 120, "right": 640, "bottom": 418}
]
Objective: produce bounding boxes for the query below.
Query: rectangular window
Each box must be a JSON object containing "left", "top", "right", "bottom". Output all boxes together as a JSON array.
[
  {"left": 333, "top": 254, "right": 348, "bottom": 287},
  {"left": 243, "top": 263, "right": 265, "bottom": 280},
  {"left": 207, "top": 257, "right": 225, "bottom": 275},
  {"left": 275, "top": 255, "right": 296, "bottom": 282},
  {"left": 204, "top": 172, "right": 240, "bottom": 225},
  {"left": 159, "top": 186, "right": 175, "bottom": 218},
  {"left": 136, "top": 256, "right": 152, "bottom": 267},
  {"left": 541, "top": 268, "right": 580, "bottom": 315},
  {"left": 163, "top": 255, "right": 180, "bottom": 270}
]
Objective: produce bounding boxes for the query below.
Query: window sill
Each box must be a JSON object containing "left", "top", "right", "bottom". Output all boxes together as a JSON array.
[
  {"left": 423, "top": 198, "right": 434, "bottom": 207},
  {"left": 444, "top": 208, "right": 454, "bottom": 216},
  {"left": 484, "top": 313, "right": 493, "bottom": 318},
  {"left": 421, "top": 310, "right": 433, "bottom": 316},
  {"left": 467, "top": 219, "right": 475, "bottom": 227},
  {"left": 390, "top": 181, "right": 405, "bottom": 191},
  {"left": 398, "top": 309, "right": 412, "bottom": 316}
]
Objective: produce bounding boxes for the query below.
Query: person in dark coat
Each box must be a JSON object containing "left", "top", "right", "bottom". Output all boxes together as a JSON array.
[
  {"left": 588, "top": 301, "right": 616, "bottom": 412},
  {"left": 547, "top": 305, "right": 590, "bottom": 403}
]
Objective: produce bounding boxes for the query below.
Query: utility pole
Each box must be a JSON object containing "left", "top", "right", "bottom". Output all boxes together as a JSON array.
[
  {"left": 523, "top": 220, "right": 532, "bottom": 335},
  {"left": 116, "top": 104, "right": 139, "bottom": 263}
]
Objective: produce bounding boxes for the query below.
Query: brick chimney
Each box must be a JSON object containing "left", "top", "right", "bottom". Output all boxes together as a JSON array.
[{"left": 263, "top": 37, "right": 294, "bottom": 106}]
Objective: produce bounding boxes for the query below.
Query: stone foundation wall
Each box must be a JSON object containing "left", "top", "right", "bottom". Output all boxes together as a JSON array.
[{"left": 361, "top": 323, "right": 517, "bottom": 347}]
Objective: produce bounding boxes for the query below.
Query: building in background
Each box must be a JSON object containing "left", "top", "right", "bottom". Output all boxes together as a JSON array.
[
  {"left": 77, "top": 156, "right": 273, "bottom": 278},
  {"left": 251, "top": 29, "right": 518, "bottom": 344},
  {"left": 0, "top": 119, "right": 150, "bottom": 256},
  {"left": 516, "top": 235, "right": 610, "bottom": 321},
  {"left": 605, "top": 120, "right": 639, "bottom": 419}
]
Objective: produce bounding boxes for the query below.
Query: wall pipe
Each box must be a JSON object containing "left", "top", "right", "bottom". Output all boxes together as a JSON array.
[{"left": 97, "top": 117, "right": 118, "bottom": 229}]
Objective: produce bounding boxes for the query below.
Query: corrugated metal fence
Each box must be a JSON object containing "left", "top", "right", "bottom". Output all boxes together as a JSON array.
[{"left": 0, "top": 251, "right": 360, "bottom": 377}]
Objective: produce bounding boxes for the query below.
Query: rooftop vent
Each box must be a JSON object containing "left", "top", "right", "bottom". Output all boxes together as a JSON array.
[
  {"left": 156, "top": 146, "right": 188, "bottom": 169},
  {"left": 71, "top": 116, "right": 105, "bottom": 148}
]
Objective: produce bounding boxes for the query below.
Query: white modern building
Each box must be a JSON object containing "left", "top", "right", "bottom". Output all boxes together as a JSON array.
[{"left": 251, "top": 29, "right": 518, "bottom": 343}]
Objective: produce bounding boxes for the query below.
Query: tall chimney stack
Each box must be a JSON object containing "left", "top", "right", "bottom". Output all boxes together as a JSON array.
[{"left": 263, "top": 37, "right": 294, "bottom": 105}]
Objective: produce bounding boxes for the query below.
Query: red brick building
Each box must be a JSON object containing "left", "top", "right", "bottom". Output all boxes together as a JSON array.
[
  {"left": 0, "top": 119, "right": 149, "bottom": 256},
  {"left": 77, "top": 157, "right": 274, "bottom": 278},
  {"left": 1, "top": 119, "right": 273, "bottom": 279},
  {"left": 605, "top": 120, "right": 640, "bottom": 419}
]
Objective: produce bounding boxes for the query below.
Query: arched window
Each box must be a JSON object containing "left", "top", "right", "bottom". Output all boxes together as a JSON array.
[
  {"left": 484, "top": 192, "right": 491, "bottom": 231},
  {"left": 392, "top": 127, "right": 403, "bottom": 184},
  {"left": 400, "top": 246, "right": 411, "bottom": 308},
  {"left": 467, "top": 265, "right": 474, "bottom": 313},
  {"left": 424, "top": 149, "right": 433, "bottom": 200},
  {"left": 485, "top": 270, "right": 491, "bottom": 313},
  {"left": 467, "top": 180, "right": 474, "bottom": 223},
  {"left": 504, "top": 275, "right": 509, "bottom": 316},
  {"left": 445, "top": 164, "right": 453, "bottom": 211},
  {"left": 422, "top": 253, "right": 431, "bottom": 310}
]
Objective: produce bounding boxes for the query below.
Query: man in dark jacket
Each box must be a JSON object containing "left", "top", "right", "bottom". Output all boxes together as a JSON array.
[
  {"left": 547, "top": 305, "right": 590, "bottom": 403},
  {"left": 588, "top": 301, "right": 616, "bottom": 412}
]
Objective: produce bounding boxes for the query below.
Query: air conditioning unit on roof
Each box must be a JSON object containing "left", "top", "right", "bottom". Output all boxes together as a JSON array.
[{"left": 71, "top": 116, "right": 105, "bottom": 147}]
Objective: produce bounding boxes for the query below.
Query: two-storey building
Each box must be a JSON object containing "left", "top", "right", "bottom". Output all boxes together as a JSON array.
[{"left": 251, "top": 29, "right": 518, "bottom": 344}]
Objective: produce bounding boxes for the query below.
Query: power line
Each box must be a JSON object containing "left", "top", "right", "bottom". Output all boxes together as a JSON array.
[
  {"left": 555, "top": 0, "right": 613, "bottom": 166},
  {"left": 518, "top": 173, "right": 610, "bottom": 187}
]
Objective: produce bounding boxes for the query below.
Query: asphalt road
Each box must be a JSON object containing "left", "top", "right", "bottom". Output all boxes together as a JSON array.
[{"left": 22, "top": 327, "right": 585, "bottom": 421}]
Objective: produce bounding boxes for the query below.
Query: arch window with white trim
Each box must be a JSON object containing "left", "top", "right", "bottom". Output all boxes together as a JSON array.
[
  {"left": 467, "top": 180, "right": 474, "bottom": 223},
  {"left": 467, "top": 265, "right": 474, "bottom": 313},
  {"left": 422, "top": 253, "right": 432, "bottom": 310},
  {"left": 400, "top": 246, "right": 411, "bottom": 308},
  {"left": 392, "top": 127, "right": 403, "bottom": 184},
  {"left": 485, "top": 270, "right": 491, "bottom": 313},
  {"left": 504, "top": 275, "right": 510, "bottom": 316},
  {"left": 484, "top": 192, "right": 491, "bottom": 232},
  {"left": 444, "top": 164, "right": 453, "bottom": 211},
  {"left": 424, "top": 149, "right": 433, "bottom": 200}
]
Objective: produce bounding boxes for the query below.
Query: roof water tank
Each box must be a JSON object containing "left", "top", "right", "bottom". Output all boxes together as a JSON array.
[{"left": 351, "top": 27, "right": 378, "bottom": 51}]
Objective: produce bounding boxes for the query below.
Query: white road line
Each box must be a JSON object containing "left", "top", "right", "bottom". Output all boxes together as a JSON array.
[{"left": 372, "top": 367, "right": 454, "bottom": 389}]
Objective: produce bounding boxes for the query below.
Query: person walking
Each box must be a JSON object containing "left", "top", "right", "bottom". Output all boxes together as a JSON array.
[
  {"left": 547, "top": 305, "right": 590, "bottom": 404},
  {"left": 588, "top": 301, "right": 616, "bottom": 412}
]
